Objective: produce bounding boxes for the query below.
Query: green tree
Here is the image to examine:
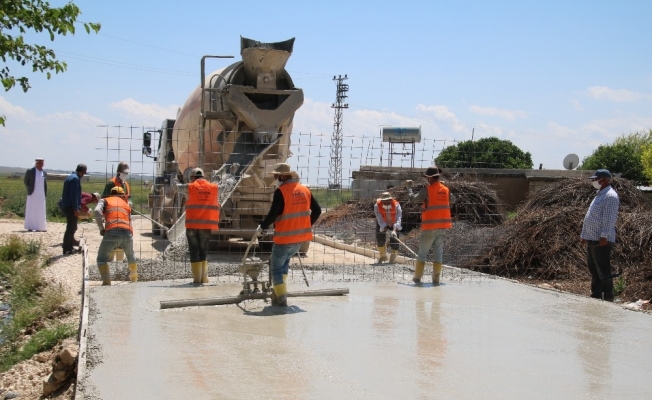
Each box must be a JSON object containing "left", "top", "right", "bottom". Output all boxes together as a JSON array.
[
  {"left": 581, "top": 130, "right": 652, "bottom": 184},
  {"left": 435, "top": 137, "right": 533, "bottom": 169},
  {"left": 641, "top": 144, "right": 652, "bottom": 184},
  {"left": 0, "top": 0, "right": 100, "bottom": 125}
]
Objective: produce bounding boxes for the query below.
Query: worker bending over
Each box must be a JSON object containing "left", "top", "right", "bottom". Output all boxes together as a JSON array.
[
  {"left": 374, "top": 191, "right": 402, "bottom": 263},
  {"left": 173, "top": 168, "right": 220, "bottom": 285},
  {"left": 102, "top": 161, "right": 131, "bottom": 262},
  {"left": 93, "top": 186, "right": 138, "bottom": 285},
  {"left": 405, "top": 166, "right": 455, "bottom": 285},
  {"left": 257, "top": 163, "right": 322, "bottom": 306}
]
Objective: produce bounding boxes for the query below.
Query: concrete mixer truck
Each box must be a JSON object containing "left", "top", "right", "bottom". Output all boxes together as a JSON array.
[{"left": 142, "top": 36, "right": 304, "bottom": 242}]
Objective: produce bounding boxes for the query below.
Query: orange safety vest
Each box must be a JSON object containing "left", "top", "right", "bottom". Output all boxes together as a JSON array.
[
  {"left": 185, "top": 179, "right": 220, "bottom": 230},
  {"left": 110, "top": 177, "right": 131, "bottom": 198},
  {"left": 274, "top": 182, "right": 313, "bottom": 245},
  {"left": 104, "top": 196, "right": 132, "bottom": 233},
  {"left": 377, "top": 199, "right": 399, "bottom": 225},
  {"left": 421, "top": 182, "right": 452, "bottom": 230}
]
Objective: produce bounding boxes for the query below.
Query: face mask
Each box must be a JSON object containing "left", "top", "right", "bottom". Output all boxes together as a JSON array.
[
  {"left": 120, "top": 172, "right": 129, "bottom": 181},
  {"left": 592, "top": 180, "right": 602, "bottom": 190}
]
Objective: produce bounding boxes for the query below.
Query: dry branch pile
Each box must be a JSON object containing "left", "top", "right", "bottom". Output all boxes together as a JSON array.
[
  {"left": 317, "top": 179, "right": 503, "bottom": 233},
  {"left": 462, "top": 178, "right": 652, "bottom": 301}
]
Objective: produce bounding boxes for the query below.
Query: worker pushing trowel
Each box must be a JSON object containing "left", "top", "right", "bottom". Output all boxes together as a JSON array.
[
  {"left": 159, "top": 162, "right": 349, "bottom": 310},
  {"left": 255, "top": 163, "right": 322, "bottom": 306}
]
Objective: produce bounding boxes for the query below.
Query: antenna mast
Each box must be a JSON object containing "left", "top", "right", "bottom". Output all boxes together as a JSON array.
[{"left": 329, "top": 74, "right": 349, "bottom": 189}]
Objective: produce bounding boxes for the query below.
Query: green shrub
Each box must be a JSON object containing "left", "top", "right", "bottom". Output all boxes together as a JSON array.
[
  {"left": 0, "top": 322, "right": 76, "bottom": 372},
  {"left": 0, "top": 235, "right": 26, "bottom": 262}
]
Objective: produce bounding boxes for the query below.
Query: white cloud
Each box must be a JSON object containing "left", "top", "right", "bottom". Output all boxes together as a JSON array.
[
  {"left": 569, "top": 99, "right": 584, "bottom": 112},
  {"left": 547, "top": 122, "right": 576, "bottom": 136},
  {"left": 110, "top": 98, "right": 179, "bottom": 126},
  {"left": 469, "top": 105, "right": 527, "bottom": 121},
  {"left": 585, "top": 86, "right": 644, "bottom": 102},
  {"left": 416, "top": 104, "right": 467, "bottom": 132}
]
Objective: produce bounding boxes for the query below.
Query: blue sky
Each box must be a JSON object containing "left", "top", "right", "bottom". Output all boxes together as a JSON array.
[{"left": 1, "top": 0, "right": 651, "bottom": 182}]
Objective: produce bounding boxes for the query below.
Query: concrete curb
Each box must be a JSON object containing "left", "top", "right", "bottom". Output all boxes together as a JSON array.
[{"left": 74, "top": 240, "right": 90, "bottom": 400}]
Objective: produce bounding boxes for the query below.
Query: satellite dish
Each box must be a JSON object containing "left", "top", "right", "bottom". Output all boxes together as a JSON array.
[{"left": 563, "top": 154, "right": 580, "bottom": 170}]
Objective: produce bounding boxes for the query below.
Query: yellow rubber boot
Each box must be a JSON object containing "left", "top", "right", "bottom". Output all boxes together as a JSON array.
[
  {"left": 128, "top": 263, "right": 138, "bottom": 282},
  {"left": 98, "top": 264, "right": 111, "bottom": 286},
  {"left": 115, "top": 248, "right": 125, "bottom": 262},
  {"left": 389, "top": 250, "right": 398, "bottom": 264},
  {"left": 283, "top": 274, "right": 288, "bottom": 284},
  {"left": 190, "top": 262, "right": 203, "bottom": 285},
  {"left": 201, "top": 261, "right": 209, "bottom": 284},
  {"left": 377, "top": 246, "right": 387, "bottom": 263},
  {"left": 271, "top": 283, "right": 288, "bottom": 306},
  {"left": 432, "top": 262, "right": 442, "bottom": 285},
  {"left": 413, "top": 261, "right": 425, "bottom": 284}
]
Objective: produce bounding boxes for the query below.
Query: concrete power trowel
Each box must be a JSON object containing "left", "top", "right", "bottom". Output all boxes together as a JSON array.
[
  {"left": 160, "top": 235, "right": 349, "bottom": 310},
  {"left": 238, "top": 236, "right": 270, "bottom": 296}
]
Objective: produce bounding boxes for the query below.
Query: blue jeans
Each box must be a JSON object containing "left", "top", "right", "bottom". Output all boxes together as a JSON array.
[
  {"left": 97, "top": 229, "right": 136, "bottom": 265},
  {"left": 417, "top": 229, "right": 447, "bottom": 263},
  {"left": 270, "top": 242, "right": 302, "bottom": 286}
]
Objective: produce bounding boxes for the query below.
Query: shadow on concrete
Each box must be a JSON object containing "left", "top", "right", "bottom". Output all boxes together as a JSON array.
[{"left": 239, "top": 303, "right": 306, "bottom": 316}]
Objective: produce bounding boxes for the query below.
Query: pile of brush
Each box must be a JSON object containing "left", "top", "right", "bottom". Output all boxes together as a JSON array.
[{"left": 461, "top": 178, "right": 652, "bottom": 301}]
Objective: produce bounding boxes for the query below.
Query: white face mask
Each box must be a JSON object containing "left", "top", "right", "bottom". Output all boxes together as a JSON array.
[
  {"left": 120, "top": 172, "right": 129, "bottom": 181},
  {"left": 592, "top": 180, "right": 602, "bottom": 190}
]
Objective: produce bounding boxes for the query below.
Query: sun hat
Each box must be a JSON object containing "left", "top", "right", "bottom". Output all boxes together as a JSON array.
[
  {"left": 378, "top": 192, "right": 393, "bottom": 201},
  {"left": 270, "top": 163, "right": 292, "bottom": 176},
  {"left": 423, "top": 166, "right": 442, "bottom": 177}
]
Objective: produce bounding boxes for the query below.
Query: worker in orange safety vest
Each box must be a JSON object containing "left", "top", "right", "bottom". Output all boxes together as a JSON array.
[
  {"left": 374, "top": 191, "right": 402, "bottom": 264},
  {"left": 93, "top": 186, "right": 138, "bottom": 285},
  {"left": 405, "top": 166, "right": 455, "bottom": 285},
  {"left": 174, "top": 167, "right": 220, "bottom": 285},
  {"left": 257, "top": 163, "right": 322, "bottom": 306}
]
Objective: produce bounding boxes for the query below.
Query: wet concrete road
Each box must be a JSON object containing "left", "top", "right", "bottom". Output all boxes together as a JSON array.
[{"left": 85, "top": 278, "right": 652, "bottom": 400}]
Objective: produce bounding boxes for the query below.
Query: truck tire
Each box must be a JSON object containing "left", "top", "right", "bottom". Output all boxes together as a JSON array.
[{"left": 152, "top": 222, "right": 161, "bottom": 236}]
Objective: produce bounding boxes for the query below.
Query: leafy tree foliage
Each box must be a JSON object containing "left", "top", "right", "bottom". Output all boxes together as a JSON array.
[
  {"left": 0, "top": 0, "right": 100, "bottom": 125},
  {"left": 435, "top": 137, "right": 533, "bottom": 169},
  {"left": 641, "top": 144, "right": 652, "bottom": 184},
  {"left": 581, "top": 130, "right": 652, "bottom": 184}
]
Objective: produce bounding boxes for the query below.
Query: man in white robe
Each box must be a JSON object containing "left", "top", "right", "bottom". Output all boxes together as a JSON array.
[{"left": 24, "top": 158, "right": 48, "bottom": 232}]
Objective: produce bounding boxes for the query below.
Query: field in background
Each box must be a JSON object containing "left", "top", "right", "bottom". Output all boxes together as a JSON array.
[{"left": 0, "top": 174, "right": 151, "bottom": 221}]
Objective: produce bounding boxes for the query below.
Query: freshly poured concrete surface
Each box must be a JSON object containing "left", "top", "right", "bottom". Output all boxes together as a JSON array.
[{"left": 85, "top": 279, "right": 652, "bottom": 400}]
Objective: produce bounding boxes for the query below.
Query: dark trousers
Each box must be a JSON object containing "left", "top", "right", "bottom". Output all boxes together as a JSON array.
[
  {"left": 586, "top": 241, "right": 615, "bottom": 301},
  {"left": 376, "top": 223, "right": 399, "bottom": 251},
  {"left": 63, "top": 207, "right": 78, "bottom": 252},
  {"left": 186, "top": 228, "right": 211, "bottom": 263}
]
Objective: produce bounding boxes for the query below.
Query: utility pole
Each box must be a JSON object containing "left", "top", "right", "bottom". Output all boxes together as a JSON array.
[{"left": 329, "top": 75, "right": 349, "bottom": 189}]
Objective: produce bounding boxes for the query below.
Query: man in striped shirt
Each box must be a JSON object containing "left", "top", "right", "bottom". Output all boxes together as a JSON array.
[{"left": 580, "top": 169, "right": 620, "bottom": 302}]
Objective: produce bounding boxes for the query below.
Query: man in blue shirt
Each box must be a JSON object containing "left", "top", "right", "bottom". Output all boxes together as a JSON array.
[
  {"left": 61, "top": 164, "right": 87, "bottom": 255},
  {"left": 580, "top": 169, "right": 620, "bottom": 301}
]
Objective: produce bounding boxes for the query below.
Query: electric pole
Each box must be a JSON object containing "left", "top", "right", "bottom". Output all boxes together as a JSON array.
[{"left": 329, "top": 74, "right": 349, "bottom": 189}]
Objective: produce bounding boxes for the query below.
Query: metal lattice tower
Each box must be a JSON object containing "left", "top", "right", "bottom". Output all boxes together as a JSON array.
[{"left": 329, "top": 74, "right": 349, "bottom": 189}]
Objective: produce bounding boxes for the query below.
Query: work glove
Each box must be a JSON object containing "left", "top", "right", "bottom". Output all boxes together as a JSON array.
[
  {"left": 390, "top": 230, "right": 398, "bottom": 238},
  {"left": 405, "top": 180, "right": 413, "bottom": 188},
  {"left": 99, "top": 229, "right": 105, "bottom": 236},
  {"left": 255, "top": 225, "right": 264, "bottom": 237}
]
